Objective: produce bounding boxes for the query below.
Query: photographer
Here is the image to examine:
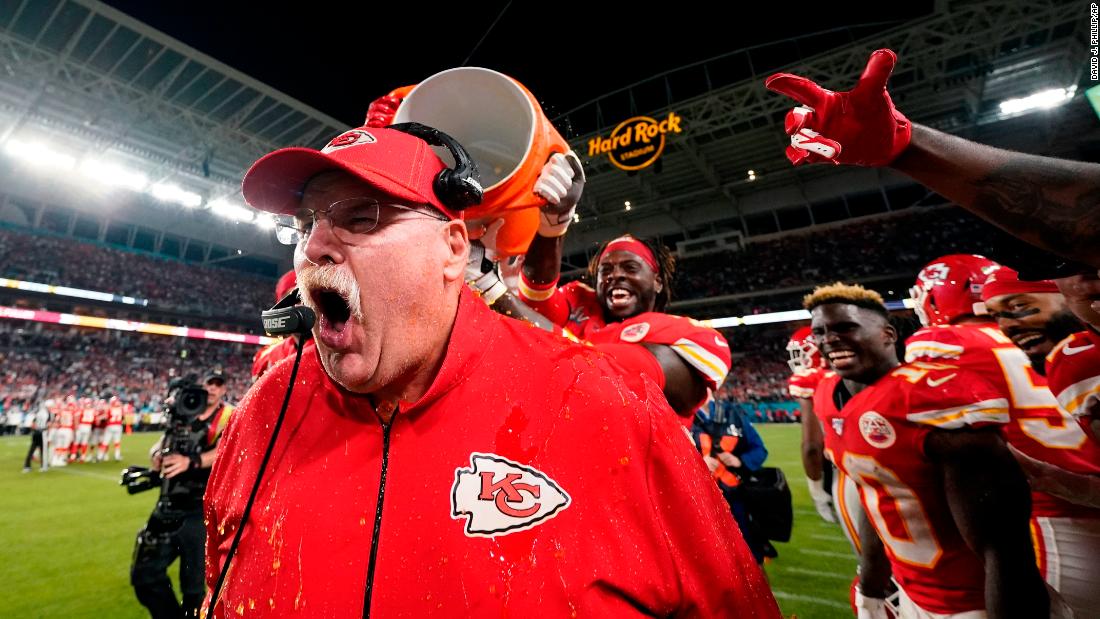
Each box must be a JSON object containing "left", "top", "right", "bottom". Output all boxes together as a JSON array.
[{"left": 129, "top": 371, "right": 234, "bottom": 619}]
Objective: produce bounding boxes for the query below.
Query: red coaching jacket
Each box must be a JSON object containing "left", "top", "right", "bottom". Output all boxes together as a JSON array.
[{"left": 204, "top": 288, "right": 778, "bottom": 618}]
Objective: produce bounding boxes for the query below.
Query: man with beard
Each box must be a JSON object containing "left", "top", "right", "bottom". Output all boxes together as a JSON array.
[
  {"left": 807, "top": 283, "right": 1048, "bottom": 618},
  {"left": 908, "top": 256, "right": 1100, "bottom": 617},
  {"left": 203, "top": 125, "right": 778, "bottom": 618},
  {"left": 505, "top": 229, "right": 730, "bottom": 421},
  {"left": 979, "top": 267, "right": 1083, "bottom": 375}
]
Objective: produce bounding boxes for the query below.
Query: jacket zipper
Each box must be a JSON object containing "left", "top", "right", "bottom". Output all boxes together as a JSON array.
[{"left": 362, "top": 417, "right": 393, "bottom": 618}]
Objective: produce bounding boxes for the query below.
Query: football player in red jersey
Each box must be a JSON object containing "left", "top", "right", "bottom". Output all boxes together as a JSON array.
[
  {"left": 979, "top": 267, "right": 1083, "bottom": 374},
  {"left": 808, "top": 282, "right": 1048, "bottom": 618},
  {"left": 459, "top": 153, "right": 730, "bottom": 421},
  {"left": 909, "top": 256, "right": 1100, "bottom": 617},
  {"left": 499, "top": 233, "right": 731, "bottom": 422}
]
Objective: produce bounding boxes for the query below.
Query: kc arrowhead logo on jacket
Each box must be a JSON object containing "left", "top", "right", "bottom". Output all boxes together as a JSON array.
[{"left": 451, "top": 453, "right": 571, "bottom": 538}]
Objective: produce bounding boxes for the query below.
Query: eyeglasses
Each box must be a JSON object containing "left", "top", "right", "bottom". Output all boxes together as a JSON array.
[{"left": 273, "top": 197, "right": 450, "bottom": 245}]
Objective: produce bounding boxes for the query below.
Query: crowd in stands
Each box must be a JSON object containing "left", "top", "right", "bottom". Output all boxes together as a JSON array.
[
  {"left": 0, "top": 227, "right": 276, "bottom": 321},
  {"left": 675, "top": 207, "right": 997, "bottom": 305},
  {"left": 0, "top": 207, "right": 974, "bottom": 424},
  {"left": 0, "top": 321, "right": 253, "bottom": 423},
  {"left": 0, "top": 206, "right": 989, "bottom": 329}
]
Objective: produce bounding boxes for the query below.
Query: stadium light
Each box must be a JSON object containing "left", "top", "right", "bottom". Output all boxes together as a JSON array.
[
  {"left": 4, "top": 139, "right": 76, "bottom": 170},
  {"left": 150, "top": 182, "right": 202, "bottom": 208},
  {"left": 254, "top": 214, "right": 276, "bottom": 230},
  {"left": 209, "top": 198, "right": 255, "bottom": 223},
  {"left": 999, "top": 85, "right": 1077, "bottom": 116},
  {"left": 79, "top": 158, "right": 148, "bottom": 192}
]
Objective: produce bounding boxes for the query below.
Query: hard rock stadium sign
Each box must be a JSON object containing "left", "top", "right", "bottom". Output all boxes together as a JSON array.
[{"left": 586, "top": 112, "right": 683, "bottom": 171}]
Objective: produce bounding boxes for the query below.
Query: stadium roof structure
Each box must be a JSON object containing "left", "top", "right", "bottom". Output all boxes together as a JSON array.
[
  {"left": 0, "top": 0, "right": 350, "bottom": 269},
  {"left": 0, "top": 0, "right": 1090, "bottom": 274},
  {"left": 556, "top": 0, "right": 1090, "bottom": 260},
  {"left": 0, "top": 0, "right": 343, "bottom": 189}
]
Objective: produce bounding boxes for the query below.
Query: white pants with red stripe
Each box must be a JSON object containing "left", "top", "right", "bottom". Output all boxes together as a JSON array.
[
  {"left": 74, "top": 424, "right": 92, "bottom": 446},
  {"left": 1033, "top": 516, "right": 1100, "bottom": 618}
]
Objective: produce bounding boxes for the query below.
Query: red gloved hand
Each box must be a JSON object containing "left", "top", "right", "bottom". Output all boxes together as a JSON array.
[
  {"left": 765, "top": 49, "right": 911, "bottom": 167},
  {"left": 364, "top": 84, "right": 416, "bottom": 128}
]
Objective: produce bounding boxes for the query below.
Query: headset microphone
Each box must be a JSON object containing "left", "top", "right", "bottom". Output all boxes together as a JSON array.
[{"left": 260, "top": 288, "right": 315, "bottom": 337}]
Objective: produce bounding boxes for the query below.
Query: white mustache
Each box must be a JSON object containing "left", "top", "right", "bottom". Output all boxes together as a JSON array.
[{"left": 297, "top": 265, "right": 364, "bottom": 322}]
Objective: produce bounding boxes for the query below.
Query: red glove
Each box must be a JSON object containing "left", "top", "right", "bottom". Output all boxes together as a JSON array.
[
  {"left": 364, "top": 84, "right": 416, "bottom": 128},
  {"left": 765, "top": 49, "right": 911, "bottom": 167}
]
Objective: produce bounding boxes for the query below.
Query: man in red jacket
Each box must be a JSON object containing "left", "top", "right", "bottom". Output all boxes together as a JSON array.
[{"left": 203, "top": 124, "right": 779, "bottom": 618}]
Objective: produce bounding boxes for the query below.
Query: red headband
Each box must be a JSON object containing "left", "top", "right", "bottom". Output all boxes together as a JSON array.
[
  {"left": 980, "top": 266, "right": 1060, "bottom": 301},
  {"left": 600, "top": 236, "right": 658, "bottom": 271}
]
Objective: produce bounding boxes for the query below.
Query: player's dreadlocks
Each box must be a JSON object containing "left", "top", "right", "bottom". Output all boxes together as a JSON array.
[
  {"left": 803, "top": 282, "right": 888, "bottom": 318},
  {"left": 586, "top": 235, "right": 677, "bottom": 311}
]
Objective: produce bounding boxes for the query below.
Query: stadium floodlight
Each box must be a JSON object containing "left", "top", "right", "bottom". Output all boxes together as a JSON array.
[
  {"left": 150, "top": 182, "right": 202, "bottom": 207},
  {"left": 4, "top": 139, "right": 76, "bottom": 170},
  {"left": 999, "top": 85, "right": 1077, "bottom": 116},
  {"left": 209, "top": 198, "right": 256, "bottom": 223},
  {"left": 254, "top": 214, "right": 276, "bottom": 230},
  {"left": 79, "top": 158, "right": 148, "bottom": 192}
]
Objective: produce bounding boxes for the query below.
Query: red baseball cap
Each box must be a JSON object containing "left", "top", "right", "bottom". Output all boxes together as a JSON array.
[
  {"left": 242, "top": 126, "right": 459, "bottom": 219},
  {"left": 980, "top": 266, "right": 1060, "bottom": 302}
]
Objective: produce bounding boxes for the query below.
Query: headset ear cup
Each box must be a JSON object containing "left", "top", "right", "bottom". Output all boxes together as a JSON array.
[{"left": 435, "top": 169, "right": 483, "bottom": 211}]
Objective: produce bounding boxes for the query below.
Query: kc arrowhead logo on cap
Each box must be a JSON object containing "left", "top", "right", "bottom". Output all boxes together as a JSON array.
[
  {"left": 322, "top": 129, "right": 377, "bottom": 153},
  {"left": 451, "top": 453, "right": 571, "bottom": 538}
]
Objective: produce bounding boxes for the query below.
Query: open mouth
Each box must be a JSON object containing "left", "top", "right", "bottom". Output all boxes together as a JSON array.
[
  {"left": 1011, "top": 331, "right": 1046, "bottom": 352},
  {"left": 826, "top": 349, "right": 858, "bottom": 369},
  {"left": 607, "top": 287, "right": 636, "bottom": 311},
  {"left": 312, "top": 288, "right": 353, "bottom": 347}
]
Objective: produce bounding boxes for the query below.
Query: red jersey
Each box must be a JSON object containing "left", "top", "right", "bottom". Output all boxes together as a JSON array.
[
  {"left": 583, "top": 312, "right": 732, "bottom": 395},
  {"left": 814, "top": 364, "right": 1011, "bottom": 614},
  {"left": 107, "top": 405, "right": 125, "bottom": 426},
  {"left": 907, "top": 324, "right": 1100, "bottom": 517},
  {"left": 250, "top": 338, "right": 314, "bottom": 380},
  {"left": 519, "top": 279, "right": 606, "bottom": 339},
  {"left": 78, "top": 407, "right": 96, "bottom": 426},
  {"left": 205, "top": 288, "right": 777, "bottom": 619},
  {"left": 1046, "top": 329, "right": 1100, "bottom": 426},
  {"left": 522, "top": 280, "right": 731, "bottom": 418},
  {"left": 788, "top": 367, "right": 826, "bottom": 399},
  {"left": 58, "top": 407, "right": 75, "bottom": 429}
]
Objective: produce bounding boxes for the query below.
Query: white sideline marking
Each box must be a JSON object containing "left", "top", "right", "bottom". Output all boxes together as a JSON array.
[
  {"left": 797, "top": 548, "right": 857, "bottom": 560},
  {"left": 54, "top": 467, "right": 119, "bottom": 482},
  {"left": 773, "top": 565, "right": 853, "bottom": 581},
  {"left": 810, "top": 532, "right": 847, "bottom": 542},
  {"left": 771, "top": 590, "right": 849, "bottom": 610}
]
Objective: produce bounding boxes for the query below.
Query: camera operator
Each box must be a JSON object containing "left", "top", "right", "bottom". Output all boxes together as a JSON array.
[{"left": 130, "top": 370, "right": 234, "bottom": 619}]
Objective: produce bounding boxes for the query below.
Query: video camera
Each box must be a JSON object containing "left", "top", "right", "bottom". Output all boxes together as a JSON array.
[{"left": 120, "top": 375, "right": 209, "bottom": 499}]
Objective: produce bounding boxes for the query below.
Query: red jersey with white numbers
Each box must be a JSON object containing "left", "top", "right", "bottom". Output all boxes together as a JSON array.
[
  {"left": 78, "top": 407, "right": 96, "bottom": 426},
  {"left": 107, "top": 405, "right": 125, "bottom": 426},
  {"left": 1046, "top": 329, "right": 1100, "bottom": 427},
  {"left": 814, "top": 364, "right": 1011, "bottom": 615},
  {"left": 58, "top": 407, "right": 75, "bottom": 429},
  {"left": 788, "top": 368, "right": 826, "bottom": 399},
  {"left": 907, "top": 324, "right": 1100, "bottom": 518}
]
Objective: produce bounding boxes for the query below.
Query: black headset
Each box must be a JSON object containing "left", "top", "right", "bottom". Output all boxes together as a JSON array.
[{"left": 387, "top": 121, "right": 484, "bottom": 211}]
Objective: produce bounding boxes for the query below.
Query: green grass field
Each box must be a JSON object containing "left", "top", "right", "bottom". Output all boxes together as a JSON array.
[{"left": 0, "top": 425, "right": 854, "bottom": 618}]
